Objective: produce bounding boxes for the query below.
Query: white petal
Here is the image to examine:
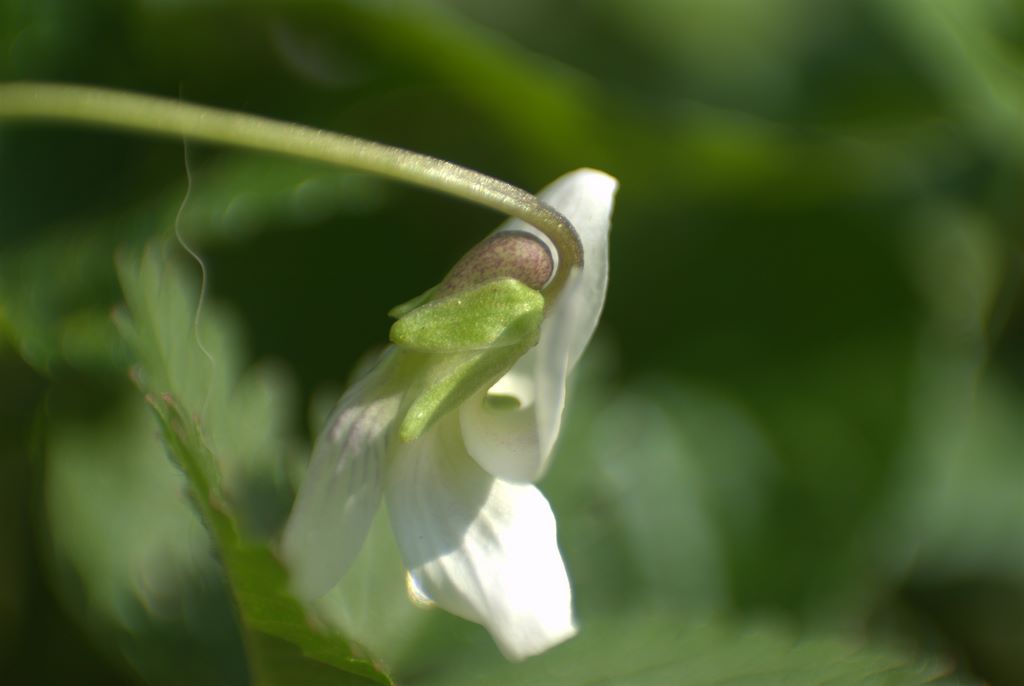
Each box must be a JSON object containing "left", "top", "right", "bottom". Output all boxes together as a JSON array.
[
  {"left": 459, "top": 351, "right": 543, "bottom": 483},
  {"left": 534, "top": 168, "right": 617, "bottom": 368},
  {"left": 486, "top": 362, "right": 536, "bottom": 407},
  {"left": 461, "top": 169, "right": 617, "bottom": 482},
  {"left": 387, "top": 418, "right": 577, "bottom": 660},
  {"left": 281, "top": 355, "right": 401, "bottom": 600}
]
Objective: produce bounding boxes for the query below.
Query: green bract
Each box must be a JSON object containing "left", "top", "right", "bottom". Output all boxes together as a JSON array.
[
  {"left": 387, "top": 277, "right": 545, "bottom": 442},
  {"left": 390, "top": 278, "right": 544, "bottom": 353}
]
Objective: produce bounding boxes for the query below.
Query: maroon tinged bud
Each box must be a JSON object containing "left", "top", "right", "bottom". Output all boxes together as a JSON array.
[{"left": 436, "top": 231, "right": 555, "bottom": 297}]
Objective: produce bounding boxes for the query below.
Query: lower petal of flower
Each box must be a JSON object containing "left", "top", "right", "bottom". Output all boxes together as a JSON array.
[{"left": 386, "top": 418, "right": 577, "bottom": 661}]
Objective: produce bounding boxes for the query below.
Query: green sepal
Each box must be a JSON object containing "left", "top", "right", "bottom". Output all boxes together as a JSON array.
[
  {"left": 398, "top": 342, "right": 531, "bottom": 443},
  {"left": 389, "top": 278, "right": 544, "bottom": 353},
  {"left": 387, "top": 285, "right": 438, "bottom": 319}
]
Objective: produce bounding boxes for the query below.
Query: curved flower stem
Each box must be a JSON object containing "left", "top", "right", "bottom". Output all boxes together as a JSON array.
[{"left": 0, "top": 81, "right": 582, "bottom": 299}]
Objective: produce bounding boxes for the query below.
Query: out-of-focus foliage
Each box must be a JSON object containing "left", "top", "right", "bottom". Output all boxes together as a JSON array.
[
  {"left": 1, "top": 0, "right": 1021, "bottom": 684},
  {"left": 114, "top": 243, "right": 390, "bottom": 684},
  {"left": 418, "top": 613, "right": 950, "bottom": 686}
]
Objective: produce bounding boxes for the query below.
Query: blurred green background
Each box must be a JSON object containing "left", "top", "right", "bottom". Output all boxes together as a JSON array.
[{"left": 1, "top": 0, "right": 1022, "bottom": 684}]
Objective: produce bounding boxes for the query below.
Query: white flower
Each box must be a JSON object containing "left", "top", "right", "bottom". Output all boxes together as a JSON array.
[{"left": 281, "top": 169, "right": 617, "bottom": 660}]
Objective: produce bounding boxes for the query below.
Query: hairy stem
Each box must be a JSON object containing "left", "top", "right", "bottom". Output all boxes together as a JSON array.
[{"left": 0, "top": 81, "right": 582, "bottom": 298}]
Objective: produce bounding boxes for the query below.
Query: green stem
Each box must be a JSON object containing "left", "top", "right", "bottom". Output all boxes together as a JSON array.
[{"left": 0, "top": 81, "right": 581, "bottom": 298}]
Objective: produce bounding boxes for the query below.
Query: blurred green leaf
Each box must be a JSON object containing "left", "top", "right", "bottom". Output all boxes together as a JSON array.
[
  {"left": 149, "top": 395, "right": 388, "bottom": 685},
  {"left": 45, "top": 396, "right": 247, "bottom": 686},
  {"left": 871, "top": 0, "right": 1024, "bottom": 163},
  {"left": 413, "top": 613, "right": 958, "bottom": 686},
  {"left": 877, "top": 209, "right": 1024, "bottom": 581},
  {"left": 0, "top": 151, "right": 378, "bottom": 373},
  {"left": 114, "top": 241, "right": 391, "bottom": 685},
  {"left": 290, "top": 0, "right": 902, "bottom": 203},
  {"left": 893, "top": 372, "right": 1024, "bottom": 577}
]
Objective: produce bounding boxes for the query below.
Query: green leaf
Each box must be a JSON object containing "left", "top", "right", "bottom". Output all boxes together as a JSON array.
[
  {"left": 151, "top": 397, "right": 388, "bottom": 686},
  {"left": 115, "top": 240, "right": 392, "bottom": 686},
  {"left": 45, "top": 396, "right": 248, "bottom": 686},
  {"left": 390, "top": 278, "right": 543, "bottom": 353},
  {"left": 413, "top": 613, "right": 960, "bottom": 686}
]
